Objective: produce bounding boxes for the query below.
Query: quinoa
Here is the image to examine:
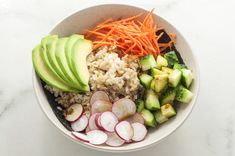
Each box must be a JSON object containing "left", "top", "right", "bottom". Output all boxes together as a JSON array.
[{"left": 45, "top": 46, "right": 142, "bottom": 111}]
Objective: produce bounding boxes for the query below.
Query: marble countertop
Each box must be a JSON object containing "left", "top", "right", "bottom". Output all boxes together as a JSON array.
[{"left": 1, "top": 0, "right": 235, "bottom": 155}]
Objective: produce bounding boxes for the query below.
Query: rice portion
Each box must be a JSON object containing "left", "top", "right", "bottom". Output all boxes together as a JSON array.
[{"left": 87, "top": 46, "right": 141, "bottom": 101}]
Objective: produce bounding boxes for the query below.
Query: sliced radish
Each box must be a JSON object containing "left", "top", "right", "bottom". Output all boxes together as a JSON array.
[
  {"left": 125, "top": 140, "right": 133, "bottom": 144},
  {"left": 88, "top": 113, "right": 99, "bottom": 130},
  {"left": 65, "top": 104, "right": 83, "bottom": 122},
  {"left": 100, "top": 112, "right": 118, "bottom": 132},
  {"left": 115, "top": 121, "right": 134, "bottom": 141},
  {"left": 125, "top": 113, "right": 144, "bottom": 124},
  {"left": 91, "top": 100, "right": 112, "bottom": 114},
  {"left": 87, "top": 130, "right": 108, "bottom": 145},
  {"left": 105, "top": 132, "right": 125, "bottom": 147},
  {"left": 95, "top": 113, "right": 104, "bottom": 130},
  {"left": 85, "top": 126, "right": 91, "bottom": 134},
  {"left": 131, "top": 123, "right": 147, "bottom": 142},
  {"left": 71, "top": 132, "right": 89, "bottom": 143},
  {"left": 71, "top": 115, "right": 88, "bottom": 132},
  {"left": 90, "top": 91, "right": 110, "bottom": 105},
  {"left": 112, "top": 98, "right": 136, "bottom": 120}
]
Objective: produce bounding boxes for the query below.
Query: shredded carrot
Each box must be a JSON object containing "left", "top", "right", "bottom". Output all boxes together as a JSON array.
[{"left": 85, "top": 9, "right": 176, "bottom": 58}]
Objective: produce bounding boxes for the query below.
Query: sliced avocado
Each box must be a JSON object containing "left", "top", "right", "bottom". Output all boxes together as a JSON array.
[
  {"left": 41, "top": 35, "right": 66, "bottom": 83},
  {"left": 65, "top": 34, "right": 84, "bottom": 74},
  {"left": 71, "top": 39, "right": 92, "bottom": 86},
  {"left": 32, "top": 45, "right": 75, "bottom": 92},
  {"left": 46, "top": 36, "right": 70, "bottom": 83},
  {"left": 55, "top": 38, "right": 89, "bottom": 92},
  {"left": 154, "top": 74, "right": 168, "bottom": 92}
]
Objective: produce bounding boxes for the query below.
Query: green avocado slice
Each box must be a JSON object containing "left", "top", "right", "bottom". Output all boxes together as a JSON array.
[
  {"left": 65, "top": 34, "right": 84, "bottom": 74},
  {"left": 71, "top": 39, "right": 92, "bottom": 86},
  {"left": 55, "top": 37, "right": 89, "bottom": 91},
  {"left": 32, "top": 45, "right": 76, "bottom": 92}
]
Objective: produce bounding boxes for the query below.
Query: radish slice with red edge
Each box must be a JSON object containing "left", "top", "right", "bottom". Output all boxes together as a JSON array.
[
  {"left": 88, "top": 113, "right": 99, "bottom": 130},
  {"left": 105, "top": 132, "right": 125, "bottom": 147},
  {"left": 65, "top": 104, "right": 83, "bottom": 122},
  {"left": 125, "top": 113, "right": 144, "bottom": 124},
  {"left": 71, "top": 115, "right": 88, "bottom": 132},
  {"left": 115, "top": 121, "right": 134, "bottom": 141},
  {"left": 112, "top": 98, "right": 136, "bottom": 120},
  {"left": 100, "top": 112, "right": 118, "bottom": 132},
  {"left": 95, "top": 113, "right": 104, "bottom": 130},
  {"left": 90, "top": 91, "right": 110, "bottom": 105},
  {"left": 131, "top": 123, "right": 147, "bottom": 142},
  {"left": 71, "top": 132, "right": 89, "bottom": 143},
  {"left": 91, "top": 100, "right": 112, "bottom": 114},
  {"left": 87, "top": 130, "right": 108, "bottom": 145},
  {"left": 85, "top": 126, "right": 91, "bottom": 134}
]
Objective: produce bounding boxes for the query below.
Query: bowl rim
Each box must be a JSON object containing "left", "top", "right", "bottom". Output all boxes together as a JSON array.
[{"left": 32, "top": 3, "right": 200, "bottom": 153}]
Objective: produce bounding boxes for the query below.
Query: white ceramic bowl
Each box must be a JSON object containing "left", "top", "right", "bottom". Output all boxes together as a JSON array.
[{"left": 33, "top": 4, "right": 199, "bottom": 153}]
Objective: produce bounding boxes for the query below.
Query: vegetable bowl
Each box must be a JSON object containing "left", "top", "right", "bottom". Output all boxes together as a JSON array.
[{"left": 32, "top": 4, "right": 199, "bottom": 152}]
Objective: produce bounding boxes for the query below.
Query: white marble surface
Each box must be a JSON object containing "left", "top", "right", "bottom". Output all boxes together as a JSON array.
[{"left": 0, "top": 0, "right": 235, "bottom": 155}]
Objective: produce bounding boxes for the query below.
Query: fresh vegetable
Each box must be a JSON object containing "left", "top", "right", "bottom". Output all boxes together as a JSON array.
[
  {"left": 168, "top": 69, "right": 182, "bottom": 87},
  {"left": 112, "top": 98, "right": 136, "bottom": 120},
  {"left": 161, "top": 104, "right": 176, "bottom": 118},
  {"left": 88, "top": 113, "right": 100, "bottom": 130},
  {"left": 131, "top": 123, "right": 147, "bottom": 142},
  {"left": 99, "top": 112, "right": 118, "bottom": 132},
  {"left": 125, "top": 113, "right": 145, "bottom": 124},
  {"left": 136, "top": 99, "right": 145, "bottom": 113},
  {"left": 91, "top": 100, "right": 112, "bottom": 114},
  {"left": 150, "top": 79, "right": 156, "bottom": 90},
  {"left": 115, "top": 121, "right": 134, "bottom": 141},
  {"left": 139, "top": 74, "right": 153, "bottom": 88},
  {"left": 145, "top": 89, "right": 160, "bottom": 110},
  {"left": 181, "top": 69, "right": 193, "bottom": 88},
  {"left": 151, "top": 68, "right": 165, "bottom": 77},
  {"left": 175, "top": 85, "right": 193, "bottom": 103},
  {"left": 164, "top": 51, "right": 179, "bottom": 67},
  {"left": 90, "top": 91, "right": 110, "bottom": 105},
  {"left": 161, "top": 67, "right": 173, "bottom": 74},
  {"left": 154, "top": 74, "right": 168, "bottom": 92},
  {"left": 140, "top": 109, "right": 156, "bottom": 127},
  {"left": 161, "top": 88, "right": 176, "bottom": 105},
  {"left": 87, "top": 130, "right": 108, "bottom": 145},
  {"left": 173, "top": 63, "right": 187, "bottom": 70},
  {"left": 86, "top": 10, "right": 176, "bottom": 58},
  {"left": 64, "top": 104, "right": 84, "bottom": 122},
  {"left": 105, "top": 132, "right": 125, "bottom": 147},
  {"left": 156, "top": 55, "right": 168, "bottom": 69},
  {"left": 155, "top": 111, "right": 168, "bottom": 124},
  {"left": 71, "top": 132, "right": 89, "bottom": 143},
  {"left": 140, "top": 55, "right": 157, "bottom": 71},
  {"left": 71, "top": 115, "right": 89, "bottom": 132}
]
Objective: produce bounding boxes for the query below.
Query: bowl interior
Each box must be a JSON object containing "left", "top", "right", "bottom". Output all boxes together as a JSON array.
[{"left": 33, "top": 4, "right": 199, "bottom": 152}]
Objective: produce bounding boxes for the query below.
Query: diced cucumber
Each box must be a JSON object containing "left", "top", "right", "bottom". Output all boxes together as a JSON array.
[
  {"left": 150, "top": 79, "right": 156, "bottom": 90},
  {"left": 161, "top": 67, "right": 173, "bottom": 74},
  {"left": 140, "top": 109, "right": 156, "bottom": 127},
  {"left": 161, "top": 104, "right": 176, "bottom": 118},
  {"left": 161, "top": 88, "right": 176, "bottom": 105},
  {"left": 139, "top": 74, "right": 153, "bottom": 88},
  {"left": 173, "top": 63, "right": 187, "bottom": 70},
  {"left": 181, "top": 69, "right": 193, "bottom": 88},
  {"left": 150, "top": 68, "right": 165, "bottom": 77},
  {"left": 145, "top": 89, "right": 160, "bottom": 110},
  {"left": 164, "top": 51, "right": 179, "bottom": 67},
  {"left": 136, "top": 99, "right": 145, "bottom": 113},
  {"left": 168, "top": 69, "right": 182, "bottom": 87},
  {"left": 175, "top": 85, "right": 193, "bottom": 103},
  {"left": 155, "top": 111, "right": 168, "bottom": 124},
  {"left": 156, "top": 55, "right": 168, "bottom": 69},
  {"left": 140, "top": 55, "right": 157, "bottom": 71},
  {"left": 154, "top": 74, "right": 168, "bottom": 92}
]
